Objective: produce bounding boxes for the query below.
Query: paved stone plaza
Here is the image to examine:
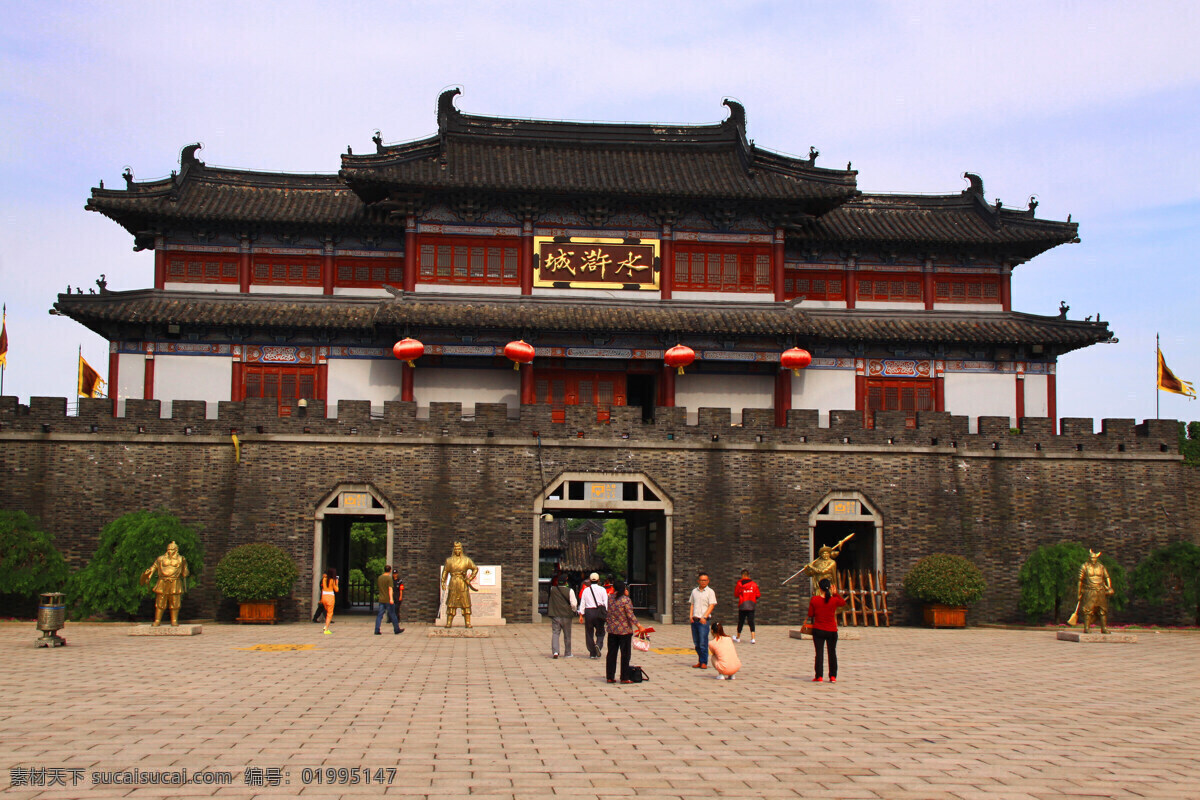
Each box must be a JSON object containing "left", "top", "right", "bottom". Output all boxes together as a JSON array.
[{"left": 3, "top": 620, "right": 1198, "bottom": 799}]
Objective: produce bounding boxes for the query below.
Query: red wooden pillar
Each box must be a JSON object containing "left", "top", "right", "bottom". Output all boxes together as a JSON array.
[
  {"left": 239, "top": 238, "right": 252, "bottom": 293},
  {"left": 935, "top": 362, "right": 946, "bottom": 412},
  {"left": 1000, "top": 265, "right": 1012, "bottom": 311},
  {"left": 1015, "top": 369, "right": 1025, "bottom": 424},
  {"left": 520, "top": 219, "right": 534, "bottom": 296},
  {"left": 143, "top": 351, "right": 155, "bottom": 400},
  {"left": 774, "top": 369, "right": 791, "bottom": 427},
  {"left": 322, "top": 241, "right": 334, "bottom": 295},
  {"left": 404, "top": 219, "right": 417, "bottom": 292},
  {"left": 154, "top": 247, "right": 166, "bottom": 289},
  {"left": 659, "top": 225, "right": 673, "bottom": 300},
  {"left": 844, "top": 258, "right": 856, "bottom": 309},
  {"left": 519, "top": 363, "right": 535, "bottom": 405},
  {"left": 108, "top": 347, "right": 120, "bottom": 416},
  {"left": 1048, "top": 371, "right": 1057, "bottom": 430},
  {"left": 401, "top": 363, "right": 414, "bottom": 402},
  {"left": 660, "top": 365, "right": 676, "bottom": 407},
  {"left": 231, "top": 359, "right": 244, "bottom": 402},
  {"left": 923, "top": 259, "right": 935, "bottom": 310},
  {"left": 317, "top": 361, "right": 329, "bottom": 402},
  {"left": 772, "top": 227, "right": 786, "bottom": 302}
]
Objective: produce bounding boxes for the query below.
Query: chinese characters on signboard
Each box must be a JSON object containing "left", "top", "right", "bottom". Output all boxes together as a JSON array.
[{"left": 534, "top": 237, "right": 659, "bottom": 289}]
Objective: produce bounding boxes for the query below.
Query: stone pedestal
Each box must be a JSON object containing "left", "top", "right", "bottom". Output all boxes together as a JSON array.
[
  {"left": 1057, "top": 630, "right": 1137, "bottom": 643},
  {"left": 789, "top": 628, "right": 862, "bottom": 640},
  {"left": 427, "top": 628, "right": 491, "bottom": 638},
  {"left": 129, "top": 624, "right": 203, "bottom": 636},
  {"left": 435, "top": 565, "right": 506, "bottom": 626}
]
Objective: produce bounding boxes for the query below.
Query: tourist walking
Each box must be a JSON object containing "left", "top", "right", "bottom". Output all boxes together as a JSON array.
[
  {"left": 733, "top": 569, "right": 760, "bottom": 643},
  {"left": 689, "top": 572, "right": 717, "bottom": 669},
  {"left": 579, "top": 571, "right": 609, "bottom": 658},
  {"left": 708, "top": 622, "right": 741, "bottom": 680},
  {"left": 805, "top": 577, "right": 847, "bottom": 682},
  {"left": 605, "top": 580, "right": 645, "bottom": 683},
  {"left": 321, "top": 568, "right": 338, "bottom": 635},
  {"left": 374, "top": 565, "right": 402, "bottom": 635},
  {"left": 547, "top": 572, "right": 577, "bottom": 658}
]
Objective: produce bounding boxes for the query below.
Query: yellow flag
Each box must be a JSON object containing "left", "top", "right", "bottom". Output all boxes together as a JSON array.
[
  {"left": 1157, "top": 347, "right": 1195, "bottom": 399},
  {"left": 0, "top": 308, "right": 8, "bottom": 368},
  {"left": 78, "top": 355, "right": 105, "bottom": 398}
]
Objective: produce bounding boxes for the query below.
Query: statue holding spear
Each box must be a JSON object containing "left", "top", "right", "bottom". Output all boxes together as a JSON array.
[{"left": 783, "top": 533, "right": 855, "bottom": 595}]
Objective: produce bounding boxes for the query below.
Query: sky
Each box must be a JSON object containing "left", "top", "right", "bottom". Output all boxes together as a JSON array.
[{"left": 2, "top": 0, "right": 1197, "bottom": 427}]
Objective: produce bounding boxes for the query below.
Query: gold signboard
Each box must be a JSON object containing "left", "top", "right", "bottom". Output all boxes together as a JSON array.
[{"left": 534, "top": 236, "right": 660, "bottom": 289}]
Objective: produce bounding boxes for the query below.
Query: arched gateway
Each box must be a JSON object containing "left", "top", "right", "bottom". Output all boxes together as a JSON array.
[
  {"left": 807, "top": 490, "right": 884, "bottom": 576},
  {"left": 311, "top": 483, "right": 394, "bottom": 614},
  {"left": 532, "top": 472, "right": 674, "bottom": 624}
]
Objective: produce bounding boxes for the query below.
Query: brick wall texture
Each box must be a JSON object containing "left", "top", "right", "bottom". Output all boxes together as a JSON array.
[{"left": 2, "top": 396, "right": 1197, "bottom": 626}]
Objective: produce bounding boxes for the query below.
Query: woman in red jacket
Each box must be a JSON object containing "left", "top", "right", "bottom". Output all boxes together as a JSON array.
[
  {"left": 733, "top": 569, "right": 761, "bottom": 643},
  {"left": 804, "top": 578, "right": 846, "bottom": 682}
]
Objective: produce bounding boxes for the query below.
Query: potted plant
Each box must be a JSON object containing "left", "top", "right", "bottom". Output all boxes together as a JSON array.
[
  {"left": 214, "top": 543, "right": 299, "bottom": 623},
  {"left": 903, "top": 553, "right": 986, "bottom": 628}
]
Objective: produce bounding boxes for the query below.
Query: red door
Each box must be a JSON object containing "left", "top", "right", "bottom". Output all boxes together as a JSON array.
[
  {"left": 864, "top": 378, "right": 934, "bottom": 429},
  {"left": 533, "top": 370, "right": 627, "bottom": 422},
  {"left": 244, "top": 365, "right": 319, "bottom": 412}
]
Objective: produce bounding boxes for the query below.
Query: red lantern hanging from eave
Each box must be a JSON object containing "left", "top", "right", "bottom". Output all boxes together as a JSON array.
[
  {"left": 781, "top": 347, "right": 812, "bottom": 376},
  {"left": 504, "top": 339, "right": 535, "bottom": 370},
  {"left": 392, "top": 338, "right": 425, "bottom": 367},
  {"left": 664, "top": 344, "right": 696, "bottom": 375}
]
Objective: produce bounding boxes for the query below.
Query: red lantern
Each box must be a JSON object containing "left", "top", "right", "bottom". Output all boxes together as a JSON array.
[
  {"left": 504, "top": 339, "right": 535, "bottom": 370},
  {"left": 664, "top": 344, "right": 696, "bottom": 375},
  {"left": 392, "top": 338, "right": 425, "bottom": 367},
  {"left": 780, "top": 347, "right": 812, "bottom": 376}
]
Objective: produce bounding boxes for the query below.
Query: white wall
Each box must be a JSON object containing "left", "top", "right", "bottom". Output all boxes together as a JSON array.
[
  {"left": 933, "top": 302, "right": 1004, "bottom": 312},
  {"left": 792, "top": 368, "right": 856, "bottom": 426},
  {"left": 1023, "top": 374, "right": 1049, "bottom": 418},
  {"left": 115, "top": 352, "right": 144, "bottom": 415},
  {"left": 163, "top": 282, "right": 240, "bottom": 293},
  {"left": 944, "top": 372, "right": 1016, "bottom": 432},
  {"left": 154, "top": 355, "right": 231, "bottom": 418},
  {"left": 675, "top": 373, "right": 773, "bottom": 424},
  {"left": 248, "top": 285, "right": 324, "bottom": 295},
  {"left": 327, "top": 359, "right": 404, "bottom": 414},
  {"left": 413, "top": 367, "right": 519, "bottom": 417},
  {"left": 671, "top": 291, "right": 776, "bottom": 303},
  {"left": 332, "top": 287, "right": 391, "bottom": 297}
]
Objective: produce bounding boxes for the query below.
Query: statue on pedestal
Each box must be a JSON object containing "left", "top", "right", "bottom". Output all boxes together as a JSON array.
[
  {"left": 1068, "top": 550, "right": 1115, "bottom": 634},
  {"left": 140, "top": 541, "right": 190, "bottom": 626},
  {"left": 441, "top": 542, "right": 479, "bottom": 628},
  {"left": 784, "top": 533, "right": 855, "bottom": 595}
]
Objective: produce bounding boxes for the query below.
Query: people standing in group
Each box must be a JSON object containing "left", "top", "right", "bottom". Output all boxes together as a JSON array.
[
  {"left": 547, "top": 571, "right": 577, "bottom": 659},
  {"left": 733, "top": 569, "right": 760, "bottom": 644},
  {"left": 578, "top": 571, "right": 609, "bottom": 659},
  {"left": 320, "top": 567, "right": 338, "bottom": 635},
  {"left": 689, "top": 572, "right": 717, "bottom": 669},
  {"left": 605, "top": 579, "right": 645, "bottom": 683},
  {"left": 374, "top": 565, "right": 402, "bottom": 635},
  {"left": 805, "top": 577, "right": 847, "bottom": 682},
  {"left": 708, "top": 622, "right": 741, "bottom": 680}
]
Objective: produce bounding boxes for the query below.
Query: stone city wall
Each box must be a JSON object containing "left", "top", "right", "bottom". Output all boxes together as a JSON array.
[{"left": 1, "top": 396, "right": 1196, "bottom": 626}]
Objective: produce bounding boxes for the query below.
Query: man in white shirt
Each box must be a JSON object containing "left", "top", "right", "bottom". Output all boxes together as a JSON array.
[
  {"left": 689, "top": 572, "right": 717, "bottom": 669},
  {"left": 578, "top": 571, "right": 609, "bottom": 658}
]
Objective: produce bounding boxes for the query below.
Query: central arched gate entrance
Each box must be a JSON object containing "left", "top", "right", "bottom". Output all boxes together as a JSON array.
[{"left": 532, "top": 471, "right": 674, "bottom": 624}]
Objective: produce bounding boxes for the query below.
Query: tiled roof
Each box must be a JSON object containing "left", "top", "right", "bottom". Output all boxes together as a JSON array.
[
  {"left": 799, "top": 192, "right": 1078, "bottom": 254},
  {"left": 339, "top": 90, "right": 858, "bottom": 208},
  {"left": 86, "top": 157, "right": 403, "bottom": 235},
  {"left": 54, "top": 289, "right": 1113, "bottom": 353}
]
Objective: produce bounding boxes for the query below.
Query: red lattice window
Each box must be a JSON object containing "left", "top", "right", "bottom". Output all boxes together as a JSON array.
[
  {"left": 417, "top": 237, "right": 520, "bottom": 286},
  {"left": 252, "top": 256, "right": 323, "bottom": 287},
  {"left": 783, "top": 269, "right": 845, "bottom": 301},
  {"left": 673, "top": 244, "right": 772, "bottom": 293},
  {"left": 243, "top": 365, "right": 320, "bottom": 411},
  {"left": 533, "top": 370, "right": 627, "bottom": 423},
  {"left": 934, "top": 276, "right": 1001, "bottom": 303},
  {"left": 864, "top": 378, "right": 935, "bottom": 429},
  {"left": 165, "top": 254, "right": 239, "bottom": 284},
  {"left": 857, "top": 273, "right": 923, "bottom": 302},
  {"left": 335, "top": 257, "right": 406, "bottom": 288}
]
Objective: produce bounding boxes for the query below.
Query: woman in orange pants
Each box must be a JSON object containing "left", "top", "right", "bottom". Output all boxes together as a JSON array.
[{"left": 321, "top": 567, "right": 338, "bottom": 634}]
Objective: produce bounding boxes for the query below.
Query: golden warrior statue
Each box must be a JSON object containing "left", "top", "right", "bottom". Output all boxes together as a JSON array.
[
  {"left": 1069, "top": 549, "right": 1115, "bottom": 634},
  {"left": 784, "top": 533, "right": 855, "bottom": 595},
  {"left": 441, "top": 541, "right": 479, "bottom": 628},
  {"left": 140, "top": 541, "right": 190, "bottom": 626}
]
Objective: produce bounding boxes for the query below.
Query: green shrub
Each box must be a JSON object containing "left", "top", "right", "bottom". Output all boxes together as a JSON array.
[
  {"left": 1132, "top": 541, "right": 1200, "bottom": 625},
  {"left": 1019, "top": 543, "right": 1127, "bottom": 623},
  {"left": 0, "top": 510, "right": 70, "bottom": 599},
  {"left": 68, "top": 510, "right": 204, "bottom": 619},
  {"left": 902, "top": 554, "right": 986, "bottom": 607},
  {"left": 214, "top": 543, "right": 298, "bottom": 603}
]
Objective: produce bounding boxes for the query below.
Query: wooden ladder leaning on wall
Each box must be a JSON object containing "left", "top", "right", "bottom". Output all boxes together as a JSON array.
[{"left": 835, "top": 570, "right": 891, "bottom": 626}]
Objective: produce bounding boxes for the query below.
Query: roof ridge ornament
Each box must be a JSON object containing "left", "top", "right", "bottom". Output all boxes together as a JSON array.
[
  {"left": 438, "top": 87, "right": 463, "bottom": 132},
  {"left": 180, "top": 143, "right": 204, "bottom": 170},
  {"left": 722, "top": 98, "right": 747, "bottom": 135},
  {"left": 962, "top": 172, "right": 984, "bottom": 197}
]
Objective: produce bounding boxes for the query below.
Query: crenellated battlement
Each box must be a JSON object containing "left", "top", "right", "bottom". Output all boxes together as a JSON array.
[{"left": 0, "top": 396, "right": 1183, "bottom": 455}]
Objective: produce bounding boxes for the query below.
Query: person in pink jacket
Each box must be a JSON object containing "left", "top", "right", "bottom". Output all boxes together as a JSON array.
[{"left": 708, "top": 622, "right": 741, "bottom": 680}]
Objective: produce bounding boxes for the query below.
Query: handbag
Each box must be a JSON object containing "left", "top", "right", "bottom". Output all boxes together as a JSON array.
[
  {"left": 633, "top": 637, "right": 650, "bottom": 652},
  {"left": 628, "top": 665, "right": 648, "bottom": 683},
  {"left": 589, "top": 586, "right": 607, "bottom": 619}
]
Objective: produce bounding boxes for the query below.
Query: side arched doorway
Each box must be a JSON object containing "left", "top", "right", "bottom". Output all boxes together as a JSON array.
[
  {"left": 532, "top": 472, "right": 674, "bottom": 624},
  {"left": 807, "top": 491, "right": 883, "bottom": 587},
  {"left": 311, "top": 483, "right": 394, "bottom": 615}
]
